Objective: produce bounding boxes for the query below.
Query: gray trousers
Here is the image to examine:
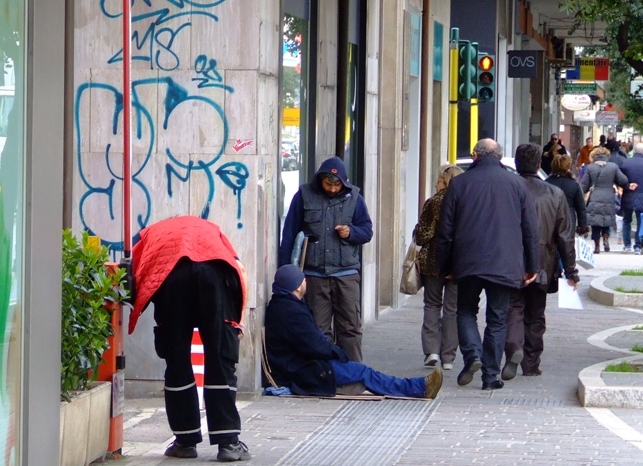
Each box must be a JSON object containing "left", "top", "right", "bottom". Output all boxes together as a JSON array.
[
  {"left": 420, "top": 274, "right": 458, "bottom": 364},
  {"left": 306, "top": 274, "right": 363, "bottom": 362}
]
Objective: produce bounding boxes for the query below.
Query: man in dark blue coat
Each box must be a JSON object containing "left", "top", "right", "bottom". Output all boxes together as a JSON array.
[
  {"left": 620, "top": 142, "right": 643, "bottom": 254},
  {"left": 621, "top": 142, "right": 643, "bottom": 254},
  {"left": 606, "top": 139, "right": 627, "bottom": 168},
  {"left": 437, "top": 138, "right": 540, "bottom": 390},
  {"left": 278, "top": 156, "right": 373, "bottom": 362},
  {"left": 264, "top": 265, "right": 443, "bottom": 399}
]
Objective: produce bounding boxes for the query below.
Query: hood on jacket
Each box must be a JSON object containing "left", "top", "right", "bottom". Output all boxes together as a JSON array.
[{"left": 313, "top": 156, "right": 352, "bottom": 191}]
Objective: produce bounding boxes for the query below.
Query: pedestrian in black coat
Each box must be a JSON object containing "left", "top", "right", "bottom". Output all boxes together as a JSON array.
[
  {"left": 619, "top": 143, "right": 643, "bottom": 252},
  {"left": 437, "top": 138, "right": 540, "bottom": 391},
  {"left": 546, "top": 153, "right": 589, "bottom": 235},
  {"left": 502, "top": 144, "right": 580, "bottom": 380},
  {"left": 606, "top": 140, "right": 627, "bottom": 168}
]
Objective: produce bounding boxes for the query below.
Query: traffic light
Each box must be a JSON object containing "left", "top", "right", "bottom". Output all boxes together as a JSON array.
[
  {"left": 458, "top": 41, "right": 478, "bottom": 101},
  {"left": 477, "top": 54, "right": 496, "bottom": 103}
]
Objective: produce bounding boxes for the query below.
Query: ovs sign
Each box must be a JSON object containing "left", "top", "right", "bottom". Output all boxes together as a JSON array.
[
  {"left": 507, "top": 50, "right": 537, "bottom": 78},
  {"left": 561, "top": 94, "right": 592, "bottom": 111}
]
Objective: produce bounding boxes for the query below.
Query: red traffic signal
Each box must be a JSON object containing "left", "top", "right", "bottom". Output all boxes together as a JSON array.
[
  {"left": 479, "top": 55, "right": 494, "bottom": 71},
  {"left": 477, "top": 54, "right": 495, "bottom": 103}
]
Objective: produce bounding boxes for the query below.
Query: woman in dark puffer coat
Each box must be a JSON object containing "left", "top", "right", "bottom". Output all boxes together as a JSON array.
[
  {"left": 581, "top": 147, "right": 629, "bottom": 253},
  {"left": 546, "top": 153, "right": 589, "bottom": 236}
]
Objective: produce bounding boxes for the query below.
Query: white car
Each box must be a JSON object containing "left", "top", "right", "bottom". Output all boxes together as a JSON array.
[{"left": 456, "top": 157, "right": 547, "bottom": 180}]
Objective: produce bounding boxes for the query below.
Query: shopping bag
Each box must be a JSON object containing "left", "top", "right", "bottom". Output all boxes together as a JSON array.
[
  {"left": 399, "top": 236, "right": 423, "bottom": 295},
  {"left": 575, "top": 235, "right": 594, "bottom": 269}
]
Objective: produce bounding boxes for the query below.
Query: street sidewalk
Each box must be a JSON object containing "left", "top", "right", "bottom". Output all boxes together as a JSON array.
[{"left": 109, "top": 243, "right": 643, "bottom": 465}]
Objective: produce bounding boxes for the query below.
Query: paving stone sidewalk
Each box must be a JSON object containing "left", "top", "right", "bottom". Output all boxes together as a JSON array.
[{"left": 109, "top": 248, "right": 643, "bottom": 465}]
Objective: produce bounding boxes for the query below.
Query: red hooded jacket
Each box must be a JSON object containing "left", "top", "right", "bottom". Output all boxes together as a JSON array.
[{"left": 129, "top": 216, "right": 247, "bottom": 334}]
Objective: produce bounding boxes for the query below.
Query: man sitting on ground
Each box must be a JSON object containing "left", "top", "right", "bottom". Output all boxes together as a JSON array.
[{"left": 264, "top": 265, "right": 443, "bottom": 399}]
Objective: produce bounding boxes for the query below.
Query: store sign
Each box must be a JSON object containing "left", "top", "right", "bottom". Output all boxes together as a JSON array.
[
  {"left": 563, "top": 82, "right": 597, "bottom": 94},
  {"left": 573, "top": 110, "right": 595, "bottom": 122},
  {"left": 561, "top": 94, "right": 591, "bottom": 111},
  {"left": 507, "top": 50, "right": 537, "bottom": 78},
  {"left": 595, "top": 110, "right": 619, "bottom": 125},
  {"left": 566, "top": 57, "right": 610, "bottom": 81}
]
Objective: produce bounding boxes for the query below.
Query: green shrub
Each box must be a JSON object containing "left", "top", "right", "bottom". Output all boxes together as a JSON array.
[
  {"left": 620, "top": 269, "right": 643, "bottom": 276},
  {"left": 61, "top": 229, "right": 128, "bottom": 401},
  {"left": 632, "top": 344, "right": 643, "bottom": 353},
  {"left": 604, "top": 361, "right": 643, "bottom": 373}
]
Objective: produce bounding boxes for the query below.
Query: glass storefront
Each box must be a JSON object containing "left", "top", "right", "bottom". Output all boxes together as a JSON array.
[
  {"left": 0, "top": 1, "right": 25, "bottom": 464},
  {"left": 280, "top": 1, "right": 315, "bottom": 231}
]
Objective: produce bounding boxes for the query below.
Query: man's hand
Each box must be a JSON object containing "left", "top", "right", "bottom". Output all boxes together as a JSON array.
[
  {"left": 523, "top": 273, "right": 537, "bottom": 285},
  {"left": 335, "top": 225, "right": 351, "bottom": 239},
  {"left": 567, "top": 279, "right": 578, "bottom": 291},
  {"left": 630, "top": 182, "right": 639, "bottom": 191}
]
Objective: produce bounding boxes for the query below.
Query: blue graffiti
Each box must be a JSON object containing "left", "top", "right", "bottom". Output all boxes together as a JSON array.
[
  {"left": 74, "top": 76, "right": 248, "bottom": 251},
  {"left": 100, "top": 0, "right": 226, "bottom": 70},
  {"left": 192, "top": 55, "right": 234, "bottom": 92}
]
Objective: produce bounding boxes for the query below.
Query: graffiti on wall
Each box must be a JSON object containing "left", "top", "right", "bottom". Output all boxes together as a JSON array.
[
  {"left": 100, "top": 0, "right": 227, "bottom": 71},
  {"left": 77, "top": 0, "right": 249, "bottom": 251}
]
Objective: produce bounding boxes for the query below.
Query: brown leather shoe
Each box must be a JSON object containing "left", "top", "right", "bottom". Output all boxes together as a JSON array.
[{"left": 424, "top": 367, "right": 443, "bottom": 399}]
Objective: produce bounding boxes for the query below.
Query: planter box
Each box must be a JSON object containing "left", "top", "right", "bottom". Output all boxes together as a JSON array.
[{"left": 60, "top": 382, "right": 111, "bottom": 466}]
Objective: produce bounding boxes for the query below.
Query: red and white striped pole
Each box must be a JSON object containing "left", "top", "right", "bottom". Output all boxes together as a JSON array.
[{"left": 191, "top": 329, "right": 205, "bottom": 409}]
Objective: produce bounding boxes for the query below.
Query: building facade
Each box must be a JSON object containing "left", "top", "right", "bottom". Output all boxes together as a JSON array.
[{"left": 4, "top": 0, "right": 604, "bottom": 462}]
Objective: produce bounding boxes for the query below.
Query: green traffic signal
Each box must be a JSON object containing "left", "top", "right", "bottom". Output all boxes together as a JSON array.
[{"left": 458, "top": 41, "right": 478, "bottom": 101}]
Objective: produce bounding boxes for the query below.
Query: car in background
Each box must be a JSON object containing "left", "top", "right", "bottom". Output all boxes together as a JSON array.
[
  {"left": 456, "top": 157, "right": 547, "bottom": 180},
  {"left": 281, "top": 140, "right": 298, "bottom": 171}
]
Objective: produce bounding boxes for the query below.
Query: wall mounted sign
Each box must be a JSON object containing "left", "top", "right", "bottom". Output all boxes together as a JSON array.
[
  {"left": 563, "top": 82, "right": 597, "bottom": 94},
  {"left": 565, "top": 57, "right": 610, "bottom": 81},
  {"left": 561, "top": 94, "right": 591, "bottom": 111},
  {"left": 507, "top": 50, "right": 537, "bottom": 78}
]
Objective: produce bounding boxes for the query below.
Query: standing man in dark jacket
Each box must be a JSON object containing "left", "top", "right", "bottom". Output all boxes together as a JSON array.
[
  {"left": 541, "top": 133, "right": 567, "bottom": 175},
  {"left": 437, "top": 138, "right": 540, "bottom": 391},
  {"left": 501, "top": 144, "right": 580, "bottom": 381},
  {"left": 264, "top": 265, "right": 443, "bottom": 398},
  {"left": 620, "top": 142, "right": 643, "bottom": 253},
  {"left": 278, "top": 156, "right": 373, "bottom": 362},
  {"left": 606, "top": 139, "right": 627, "bottom": 168}
]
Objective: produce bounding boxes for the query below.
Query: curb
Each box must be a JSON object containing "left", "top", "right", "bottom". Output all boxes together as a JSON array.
[
  {"left": 578, "top": 354, "right": 643, "bottom": 409},
  {"left": 588, "top": 274, "right": 643, "bottom": 307},
  {"left": 578, "top": 323, "right": 643, "bottom": 409}
]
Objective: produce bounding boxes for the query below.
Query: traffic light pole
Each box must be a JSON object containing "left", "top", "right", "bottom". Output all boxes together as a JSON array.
[
  {"left": 448, "top": 28, "right": 459, "bottom": 164},
  {"left": 470, "top": 97, "right": 478, "bottom": 152}
]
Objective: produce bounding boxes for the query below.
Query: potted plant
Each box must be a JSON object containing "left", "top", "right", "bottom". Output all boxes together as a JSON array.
[{"left": 60, "top": 229, "right": 128, "bottom": 466}]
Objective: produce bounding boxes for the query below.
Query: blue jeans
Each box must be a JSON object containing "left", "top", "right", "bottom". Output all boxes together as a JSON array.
[
  {"left": 456, "top": 276, "right": 511, "bottom": 384},
  {"left": 330, "top": 360, "right": 425, "bottom": 398},
  {"left": 622, "top": 208, "right": 642, "bottom": 249}
]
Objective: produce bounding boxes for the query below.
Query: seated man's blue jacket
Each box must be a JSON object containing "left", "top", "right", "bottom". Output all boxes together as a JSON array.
[{"left": 264, "top": 289, "right": 348, "bottom": 396}]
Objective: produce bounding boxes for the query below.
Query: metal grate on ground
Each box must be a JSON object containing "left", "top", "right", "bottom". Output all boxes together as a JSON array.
[
  {"left": 275, "top": 399, "right": 439, "bottom": 466},
  {"left": 500, "top": 397, "right": 567, "bottom": 407}
]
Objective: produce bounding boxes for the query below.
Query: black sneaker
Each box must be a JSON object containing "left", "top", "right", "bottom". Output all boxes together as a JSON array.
[
  {"left": 164, "top": 440, "right": 197, "bottom": 458},
  {"left": 217, "top": 441, "right": 251, "bottom": 462}
]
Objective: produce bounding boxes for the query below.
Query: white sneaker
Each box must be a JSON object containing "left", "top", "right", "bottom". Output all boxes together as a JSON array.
[
  {"left": 623, "top": 246, "right": 632, "bottom": 253},
  {"left": 424, "top": 353, "right": 440, "bottom": 367},
  {"left": 442, "top": 363, "right": 453, "bottom": 370}
]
